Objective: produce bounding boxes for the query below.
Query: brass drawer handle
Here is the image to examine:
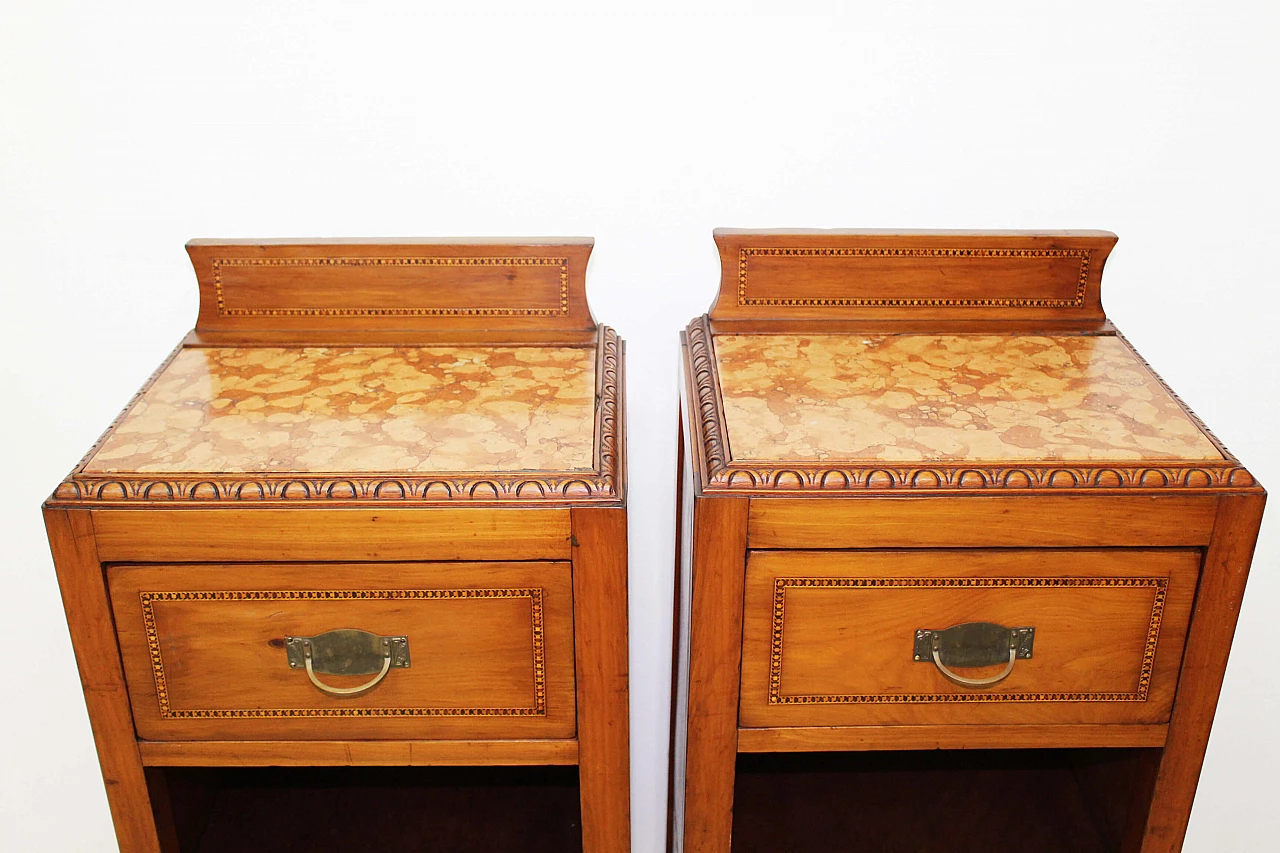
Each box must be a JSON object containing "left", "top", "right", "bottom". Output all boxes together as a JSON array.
[
  {"left": 913, "top": 622, "right": 1035, "bottom": 689},
  {"left": 285, "top": 629, "right": 411, "bottom": 698}
]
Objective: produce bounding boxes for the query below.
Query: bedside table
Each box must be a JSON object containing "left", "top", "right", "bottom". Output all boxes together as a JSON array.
[
  {"left": 44, "top": 238, "right": 629, "bottom": 853},
  {"left": 670, "top": 230, "right": 1263, "bottom": 853}
]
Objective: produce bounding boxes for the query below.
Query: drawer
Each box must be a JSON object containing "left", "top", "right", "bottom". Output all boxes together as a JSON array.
[
  {"left": 109, "top": 562, "right": 576, "bottom": 741},
  {"left": 740, "top": 549, "right": 1198, "bottom": 728}
]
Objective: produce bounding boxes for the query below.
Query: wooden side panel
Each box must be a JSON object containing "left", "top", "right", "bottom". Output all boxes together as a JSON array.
[
  {"left": 138, "top": 739, "right": 579, "bottom": 767},
  {"left": 1139, "top": 494, "right": 1266, "bottom": 853},
  {"left": 748, "top": 496, "right": 1219, "bottom": 549},
  {"left": 571, "top": 507, "right": 632, "bottom": 853},
  {"left": 91, "top": 508, "right": 572, "bottom": 562},
  {"left": 187, "top": 238, "right": 596, "bottom": 335},
  {"left": 709, "top": 229, "right": 1116, "bottom": 329},
  {"left": 44, "top": 508, "right": 164, "bottom": 853},
  {"left": 741, "top": 549, "right": 1198, "bottom": 728},
  {"left": 109, "top": 562, "right": 577, "bottom": 741},
  {"left": 680, "top": 497, "right": 749, "bottom": 853}
]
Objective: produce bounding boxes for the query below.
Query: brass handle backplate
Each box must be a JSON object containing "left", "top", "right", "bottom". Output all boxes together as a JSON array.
[
  {"left": 285, "top": 629, "right": 410, "bottom": 698},
  {"left": 913, "top": 622, "right": 1034, "bottom": 689}
]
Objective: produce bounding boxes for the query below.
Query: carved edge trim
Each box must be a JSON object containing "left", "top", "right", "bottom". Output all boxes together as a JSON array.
[
  {"left": 686, "top": 318, "right": 1255, "bottom": 493},
  {"left": 685, "top": 316, "right": 730, "bottom": 474},
  {"left": 51, "top": 331, "right": 623, "bottom": 506},
  {"left": 768, "top": 576, "right": 1167, "bottom": 705},
  {"left": 213, "top": 257, "right": 571, "bottom": 317},
  {"left": 738, "top": 247, "right": 1090, "bottom": 309},
  {"left": 593, "top": 325, "right": 624, "bottom": 500},
  {"left": 141, "top": 588, "right": 547, "bottom": 719},
  {"left": 702, "top": 461, "right": 1255, "bottom": 493}
]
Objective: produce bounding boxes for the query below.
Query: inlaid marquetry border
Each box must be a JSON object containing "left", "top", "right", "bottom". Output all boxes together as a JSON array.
[
  {"left": 683, "top": 316, "right": 1256, "bottom": 493},
  {"left": 738, "top": 247, "right": 1091, "bottom": 309},
  {"left": 140, "top": 588, "right": 548, "bottom": 719},
  {"left": 768, "top": 576, "right": 1168, "bottom": 705},
  {"left": 213, "top": 257, "right": 571, "bottom": 317},
  {"left": 50, "top": 327, "right": 623, "bottom": 506}
]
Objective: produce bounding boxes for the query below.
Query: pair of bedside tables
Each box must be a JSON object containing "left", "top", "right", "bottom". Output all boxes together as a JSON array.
[{"left": 46, "top": 231, "right": 1263, "bottom": 853}]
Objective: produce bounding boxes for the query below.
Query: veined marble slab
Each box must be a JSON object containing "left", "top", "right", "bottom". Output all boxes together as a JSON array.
[
  {"left": 84, "top": 345, "right": 598, "bottom": 475},
  {"left": 713, "top": 334, "right": 1221, "bottom": 464}
]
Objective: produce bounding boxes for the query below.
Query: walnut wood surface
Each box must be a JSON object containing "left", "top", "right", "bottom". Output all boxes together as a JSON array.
[
  {"left": 90, "top": 507, "right": 573, "bottom": 562},
  {"left": 44, "top": 509, "right": 163, "bottom": 853},
  {"left": 1137, "top": 494, "right": 1266, "bottom": 853},
  {"left": 709, "top": 229, "right": 1117, "bottom": 328},
  {"left": 138, "top": 739, "right": 579, "bottom": 767},
  {"left": 736, "top": 724, "right": 1167, "bottom": 752},
  {"left": 109, "top": 562, "right": 577, "bottom": 742},
  {"left": 571, "top": 507, "right": 632, "bottom": 853},
  {"left": 747, "top": 495, "right": 1220, "bottom": 549},
  {"left": 671, "top": 229, "right": 1264, "bottom": 853},
  {"left": 187, "top": 238, "right": 597, "bottom": 336},
  {"left": 740, "top": 549, "right": 1197, "bottom": 728},
  {"left": 679, "top": 498, "right": 749, "bottom": 853},
  {"left": 46, "top": 237, "right": 631, "bottom": 853}
]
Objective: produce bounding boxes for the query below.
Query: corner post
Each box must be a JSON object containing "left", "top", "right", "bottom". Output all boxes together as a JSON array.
[
  {"left": 44, "top": 507, "right": 164, "bottom": 853},
  {"left": 571, "top": 505, "right": 632, "bottom": 852},
  {"left": 679, "top": 496, "right": 749, "bottom": 852},
  {"left": 1137, "top": 493, "right": 1266, "bottom": 852}
]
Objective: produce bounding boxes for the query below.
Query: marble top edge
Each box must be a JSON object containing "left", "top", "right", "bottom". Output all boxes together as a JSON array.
[
  {"left": 53, "top": 332, "right": 624, "bottom": 506},
  {"left": 683, "top": 320, "right": 1254, "bottom": 493}
]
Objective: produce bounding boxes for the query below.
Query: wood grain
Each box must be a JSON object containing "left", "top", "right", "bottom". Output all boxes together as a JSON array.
[
  {"left": 91, "top": 508, "right": 572, "bottom": 562},
  {"left": 43, "top": 508, "right": 163, "bottom": 853},
  {"left": 736, "top": 724, "right": 1168, "bottom": 752},
  {"left": 667, "top": 404, "right": 689, "bottom": 853},
  {"left": 709, "top": 229, "right": 1117, "bottom": 328},
  {"left": 138, "top": 739, "right": 579, "bottom": 767},
  {"left": 741, "top": 549, "right": 1197, "bottom": 728},
  {"left": 187, "top": 238, "right": 597, "bottom": 336},
  {"left": 571, "top": 507, "right": 632, "bottom": 853},
  {"left": 109, "top": 562, "right": 577, "bottom": 741},
  {"left": 1138, "top": 493, "right": 1267, "bottom": 853},
  {"left": 679, "top": 497, "right": 749, "bottom": 853},
  {"left": 747, "top": 496, "right": 1220, "bottom": 549}
]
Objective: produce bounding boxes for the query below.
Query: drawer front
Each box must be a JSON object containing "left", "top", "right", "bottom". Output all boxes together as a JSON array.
[
  {"left": 740, "top": 549, "right": 1198, "bottom": 728},
  {"left": 110, "top": 562, "right": 575, "bottom": 741}
]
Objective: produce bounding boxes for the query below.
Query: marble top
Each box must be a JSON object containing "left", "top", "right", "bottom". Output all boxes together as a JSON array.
[
  {"left": 83, "top": 345, "right": 599, "bottom": 475},
  {"left": 713, "top": 334, "right": 1222, "bottom": 464}
]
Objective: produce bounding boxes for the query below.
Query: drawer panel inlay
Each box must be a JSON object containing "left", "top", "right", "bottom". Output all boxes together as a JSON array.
[
  {"left": 213, "top": 256, "right": 570, "bottom": 318},
  {"left": 139, "top": 588, "right": 548, "bottom": 720},
  {"left": 110, "top": 562, "right": 576, "bottom": 741},
  {"left": 737, "top": 246, "right": 1091, "bottom": 309},
  {"left": 767, "top": 576, "right": 1167, "bottom": 706},
  {"left": 740, "top": 549, "right": 1198, "bottom": 728}
]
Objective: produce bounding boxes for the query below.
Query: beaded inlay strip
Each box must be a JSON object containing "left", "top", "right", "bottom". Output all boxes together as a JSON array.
[
  {"left": 768, "top": 576, "right": 1167, "bottom": 705},
  {"left": 738, "top": 247, "right": 1090, "bottom": 308},
  {"left": 141, "top": 588, "right": 548, "bottom": 719},
  {"left": 213, "top": 257, "right": 570, "bottom": 317}
]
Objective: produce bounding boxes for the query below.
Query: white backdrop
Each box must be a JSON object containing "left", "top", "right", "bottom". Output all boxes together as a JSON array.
[{"left": 2, "top": 3, "right": 1277, "bottom": 851}]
